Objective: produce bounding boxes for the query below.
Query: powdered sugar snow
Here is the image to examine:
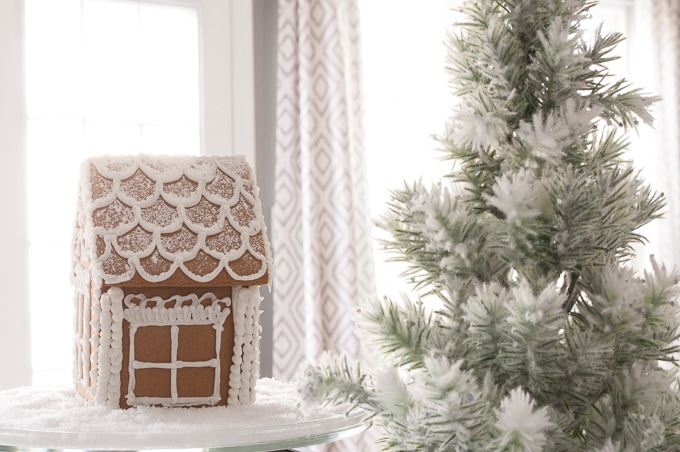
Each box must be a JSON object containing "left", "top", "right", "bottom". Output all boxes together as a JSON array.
[{"left": 0, "top": 379, "right": 364, "bottom": 450}]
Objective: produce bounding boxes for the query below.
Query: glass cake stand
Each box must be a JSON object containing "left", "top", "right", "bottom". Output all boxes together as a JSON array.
[
  {"left": 0, "top": 411, "right": 368, "bottom": 451},
  {"left": 0, "top": 382, "right": 370, "bottom": 452}
]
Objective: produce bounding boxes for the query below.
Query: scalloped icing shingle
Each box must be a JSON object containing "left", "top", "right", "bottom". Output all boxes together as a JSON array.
[{"left": 76, "top": 154, "right": 272, "bottom": 288}]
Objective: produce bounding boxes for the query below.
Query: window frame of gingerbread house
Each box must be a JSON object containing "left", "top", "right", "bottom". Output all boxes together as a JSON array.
[{"left": 122, "top": 291, "right": 231, "bottom": 407}]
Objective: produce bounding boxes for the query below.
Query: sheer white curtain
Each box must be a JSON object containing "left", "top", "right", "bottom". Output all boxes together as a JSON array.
[{"left": 629, "top": 0, "right": 680, "bottom": 269}]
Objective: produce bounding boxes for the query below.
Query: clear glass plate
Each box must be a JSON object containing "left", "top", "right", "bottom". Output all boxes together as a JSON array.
[{"left": 0, "top": 380, "right": 369, "bottom": 451}]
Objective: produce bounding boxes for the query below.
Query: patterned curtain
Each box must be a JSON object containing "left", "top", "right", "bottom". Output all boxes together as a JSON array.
[
  {"left": 630, "top": 0, "right": 680, "bottom": 269},
  {"left": 272, "top": 0, "right": 375, "bottom": 450}
]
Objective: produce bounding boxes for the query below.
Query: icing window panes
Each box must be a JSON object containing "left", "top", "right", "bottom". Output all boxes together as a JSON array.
[
  {"left": 24, "top": 0, "right": 201, "bottom": 386},
  {"left": 122, "top": 292, "right": 231, "bottom": 407}
]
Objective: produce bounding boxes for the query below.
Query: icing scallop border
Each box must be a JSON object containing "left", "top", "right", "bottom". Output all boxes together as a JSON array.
[{"left": 80, "top": 154, "right": 272, "bottom": 286}]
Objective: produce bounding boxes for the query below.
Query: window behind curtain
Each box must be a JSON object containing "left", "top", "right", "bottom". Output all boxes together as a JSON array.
[{"left": 24, "top": 0, "right": 201, "bottom": 385}]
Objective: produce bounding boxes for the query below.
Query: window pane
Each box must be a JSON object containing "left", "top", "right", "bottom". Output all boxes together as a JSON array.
[
  {"left": 140, "top": 4, "right": 200, "bottom": 126},
  {"left": 83, "top": 1, "right": 142, "bottom": 122},
  {"left": 85, "top": 121, "right": 142, "bottom": 155},
  {"left": 24, "top": 0, "right": 83, "bottom": 119},
  {"left": 581, "top": 3, "right": 630, "bottom": 79},
  {"left": 361, "top": 0, "right": 453, "bottom": 299},
  {"left": 26, "top": 118, "right": 84, "bottom": 244},
  {"left": 29, "top": 243, "right": 73, "bottom": 384},
  {"left": 142, "top": 124, "right": 201, "bottom": 155}
]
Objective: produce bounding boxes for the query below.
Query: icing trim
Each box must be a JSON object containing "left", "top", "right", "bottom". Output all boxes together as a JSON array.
[
  {"left": 93, "top": 287, "right": 124, "bottom": 407},
  {"left": 123, "top": 292, "right": 231, "bottom": 407},
  {"left": 73, "top": 260, "right": 90, "bottom": 392},
  {"left": 79, "top": 155, "right": 272, "bottom": 286},
  {"left": 228, "top": 286, "right": 262, "bottom": 406}
]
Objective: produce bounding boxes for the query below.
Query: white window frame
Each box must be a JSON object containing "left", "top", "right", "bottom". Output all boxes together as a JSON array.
[
  {"left": 197, "top": 0, "right": 256, "bottom": 162},
  {"left": 0, "top": 0, "right": 256, "bottom": 389}
]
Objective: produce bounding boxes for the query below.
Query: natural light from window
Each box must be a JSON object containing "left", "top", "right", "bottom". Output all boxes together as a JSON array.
[
  {"left": 24, "top": 0, "right": 201, "bottom": 385},
  {"left": 360, "top": 0, "right": 458, "bottom": 300}
]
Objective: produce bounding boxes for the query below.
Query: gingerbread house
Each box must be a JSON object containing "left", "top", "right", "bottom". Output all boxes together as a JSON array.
[{"left": 71, "top": 154, "right": 272, "bottom": 409}]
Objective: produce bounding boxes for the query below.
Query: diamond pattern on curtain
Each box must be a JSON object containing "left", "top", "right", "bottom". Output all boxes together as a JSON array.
[{"left": 273, "top": 0, "right": 375, "bottom": 449}]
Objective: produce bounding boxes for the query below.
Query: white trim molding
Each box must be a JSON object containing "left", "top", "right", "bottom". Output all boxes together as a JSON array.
[{"left": 199, "top": 0, "right": 256, "bottom": 165}]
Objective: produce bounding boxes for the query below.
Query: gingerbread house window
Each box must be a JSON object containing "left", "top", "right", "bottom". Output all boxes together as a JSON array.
[{"left": 124, "top": 293, "right": 231, "bottom": 407}]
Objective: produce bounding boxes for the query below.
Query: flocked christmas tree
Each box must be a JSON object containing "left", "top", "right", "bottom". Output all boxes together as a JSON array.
[{"left": 297, "top": 0, "right": 680, "bottom": 450}]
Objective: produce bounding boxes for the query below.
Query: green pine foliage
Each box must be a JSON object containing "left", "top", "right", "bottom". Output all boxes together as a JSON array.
[{"left": 306, "top": 1, "right": 680, "bottom": 450}]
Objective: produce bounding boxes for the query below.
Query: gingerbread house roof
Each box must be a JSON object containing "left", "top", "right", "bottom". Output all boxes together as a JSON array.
[{"left": 76, "top": 154, "right": 271, "bottom": 287}]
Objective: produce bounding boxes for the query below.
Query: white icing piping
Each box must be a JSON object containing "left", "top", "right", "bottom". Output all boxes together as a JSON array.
[
  {"left": 170, "top": 325, "right": 179, "bottom": 402},
  {"left": 88, "top": 296, "right": 101, "bottom": 400},
  {"left": 228, "top": 286, "right": 262, "bottom": 406},
  {"left": 80, "top": 155, "right": 272, "bottom": 286},
  {"left": 123, "top": 292, "right": 230, "bottom": 407},
  {"left": 72, "top": 259, "right": 91, "bottom": 392},
  {"left": 99, "top": 251, "right": 268, "bottom": 285},
  {"left": 93, "top": 288, "right": 124, "bottom": 407},
  {"left": 122, "top": 293, "right": 231, "bottom": 323}
]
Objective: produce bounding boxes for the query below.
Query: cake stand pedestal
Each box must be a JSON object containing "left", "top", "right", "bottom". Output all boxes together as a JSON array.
[{"left": 0, "top": 380, "right": 370, "bottom": 452}]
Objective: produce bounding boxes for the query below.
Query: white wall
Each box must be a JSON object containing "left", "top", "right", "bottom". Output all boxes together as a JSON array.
[{"left": 0, "top": 0, "right": 32, "bottom": 389}]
